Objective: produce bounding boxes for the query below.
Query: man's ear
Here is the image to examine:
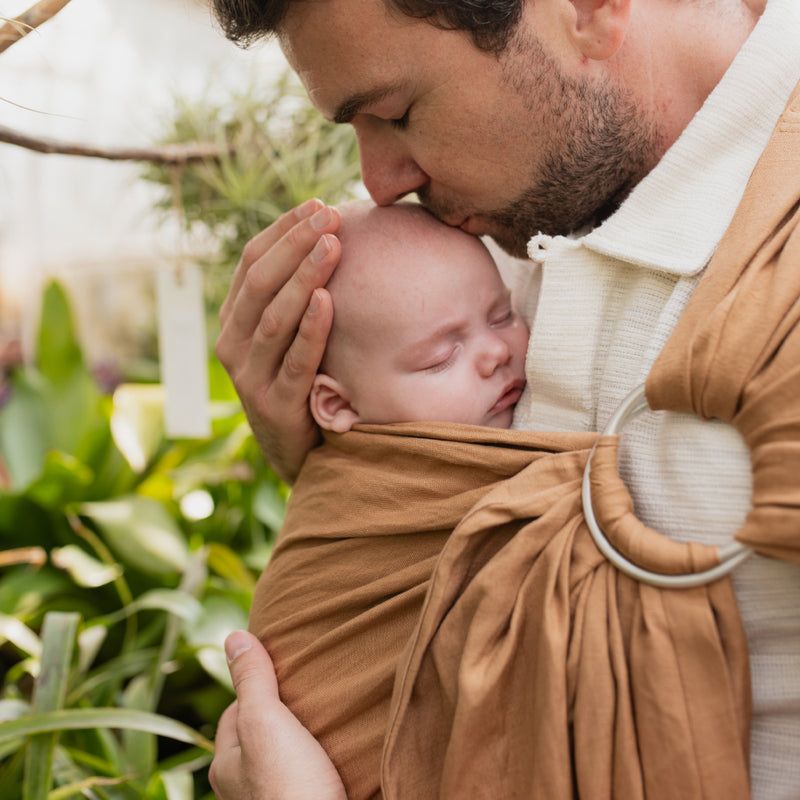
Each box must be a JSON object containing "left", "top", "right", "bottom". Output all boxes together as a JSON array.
[
  {"left": 566, "top": 0, "right": 631, "bottom": 61},
  {"left": 310, "top": 374, "right": 361, "bottom": 433}
]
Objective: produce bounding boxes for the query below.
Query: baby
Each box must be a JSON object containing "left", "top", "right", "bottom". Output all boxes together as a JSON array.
[
  {"left": 249, "top": 200, "right": 533, "bottom": 800},
  {"left": 309, "top": 200, "right": 529, "bottom": 431}
]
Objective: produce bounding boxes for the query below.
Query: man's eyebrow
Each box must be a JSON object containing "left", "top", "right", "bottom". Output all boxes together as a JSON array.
[{"left": 333, "top": 84, "right": 403, "bottom": 124}]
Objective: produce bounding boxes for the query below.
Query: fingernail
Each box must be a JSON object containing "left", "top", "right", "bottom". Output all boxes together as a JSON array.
[
  {"left": 310, "top": 207, "right": 332, "bottom": 231},
  {"left": 296, "top": 198, "right": 321, "bottom": 220},
  {"left": 310, "top": 235, "right": 331, "bottom": 263},
  {"left": 308, "top": 289, "right": 321, "bottom": 315},
  {"left": 225, "top": 631, "right": 252, "bottom": 664}
]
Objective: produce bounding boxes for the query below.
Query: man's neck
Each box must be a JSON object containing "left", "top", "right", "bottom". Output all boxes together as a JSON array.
[{"left": 622, "top": 0, "right": 763, "bottom": 155}]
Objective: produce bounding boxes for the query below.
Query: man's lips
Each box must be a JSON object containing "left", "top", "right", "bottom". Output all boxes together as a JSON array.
[
  {"left": 439, "top": 214, "right": 472, "bottom": 233},
  {"left": 458, "top": 218, "right": 478, "bottom": 235},
  {"left": 490, "top": 379, "right": 526, "bottom": 415}
]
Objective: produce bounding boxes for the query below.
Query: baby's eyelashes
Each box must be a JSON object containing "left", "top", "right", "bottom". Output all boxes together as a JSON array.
[{"left": 419, "top": 345, "right": 459, "bottom": 373}]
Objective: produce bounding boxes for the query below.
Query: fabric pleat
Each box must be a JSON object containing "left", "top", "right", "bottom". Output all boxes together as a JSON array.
[{"left": 250, "top": 83, "right": 800, "bottom": 799}]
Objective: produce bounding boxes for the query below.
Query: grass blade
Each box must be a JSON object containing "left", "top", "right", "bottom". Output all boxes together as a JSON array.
[
  {"left": 23, "top": 611, "right": 79, "bottom": 800},
  {"left": 0, "top": 708, "right": 214, "bottom": 751}
]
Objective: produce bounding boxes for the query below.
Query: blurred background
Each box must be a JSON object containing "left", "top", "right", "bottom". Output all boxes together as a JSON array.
[
  {"left": 0, "top": 2, "right": 362, "bottom": 797},
  {"left": 1, "top": 0, "right": 286, "bottom": 365}
]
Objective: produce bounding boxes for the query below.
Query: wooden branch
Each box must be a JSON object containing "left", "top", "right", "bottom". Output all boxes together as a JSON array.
[
  {"left": 0, "top": 123, "right": 233, "bottom": 165},
  {"left": 0, "top": 546, "right": 48, "bottom": 567},
  {"left": 0, "top": 0, "right": 73, "bottom": 55}
]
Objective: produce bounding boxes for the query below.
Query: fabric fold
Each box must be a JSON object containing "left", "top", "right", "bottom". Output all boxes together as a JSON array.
[
  {"left": 381, "top": 444, "right": 751, "bottom": 799},
  {"left": 380, "top": 82, "right": 800, "bottom": 798},
  {"left": 249, "top": 423, "right": 595, "bottom": 800},
  {"left": 250, "top": 79, "right": 800, "bottom": 800}
]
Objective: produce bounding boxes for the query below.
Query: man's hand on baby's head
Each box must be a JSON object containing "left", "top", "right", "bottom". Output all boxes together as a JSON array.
[{"left": 215, "top": 201, "right": 342, "bottom": 482}]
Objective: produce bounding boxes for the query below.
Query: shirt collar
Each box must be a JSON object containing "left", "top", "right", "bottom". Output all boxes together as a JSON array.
[{"left": 577, "top": 0, "right": 800, "bottom": 277}]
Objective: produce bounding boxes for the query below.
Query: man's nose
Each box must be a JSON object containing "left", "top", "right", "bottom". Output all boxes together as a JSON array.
[
  {"left": 477, "top": 335, "right": 512, "bottom": 377},
  {"left": 354, "top": 120, "right": 428, "bottom": 206}
]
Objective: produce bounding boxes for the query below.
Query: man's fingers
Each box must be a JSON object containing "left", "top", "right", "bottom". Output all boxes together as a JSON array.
[
  {"left": 250, "top": 232, "right": 340, "bottom": 367},
  {"left": 255, "top": 287, "right": 334, "bottom": 405},
  {"left": 214, "top": 699, "right": 241, "bottom": 751},
  {"left": 222, "top": 198, "right": 323, "bottom": 322},
  {"left": 284, "top": 287, "right": 335, "bottom": 385},
  {"left": 221, "top": 206, "right": 341, "bottom": 346},
  {"left": 214, "top": 631, "right": 348, "bottom": 800}
]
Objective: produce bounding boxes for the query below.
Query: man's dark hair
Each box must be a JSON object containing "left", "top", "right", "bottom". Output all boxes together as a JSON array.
[{"left": 211, "top": 0, "right": 524, "bottom": 54}]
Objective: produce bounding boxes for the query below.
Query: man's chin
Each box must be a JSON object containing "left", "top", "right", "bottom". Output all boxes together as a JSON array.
[{"left": 475, "top": 222, "right": 530, "bottom": 259}]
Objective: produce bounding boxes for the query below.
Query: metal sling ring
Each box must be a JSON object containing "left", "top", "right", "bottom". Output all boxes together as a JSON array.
[{"left": 581, "top": 384, "right": 753, "bottom": 589}]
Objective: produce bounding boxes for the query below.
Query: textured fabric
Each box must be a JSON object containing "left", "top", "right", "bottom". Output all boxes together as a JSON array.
[
  {"left": 249, "top": 425, "right": 594, "bottom": 800},
  {"left": 644, "top": 82, "right": 800, "bottom": 566},
  {"left": 249, "top": 75, "right": 800, "bottom": 800},
  {"left": 508, "top": 2, "right": 800, "bottom": 795},
  {"left": 382, "top": 440, "right": 751, "bottom": 800},
  {"left": 380, "top": 80, "right": 800, "bottom": 798},
  {"left": 252, "top": 420, "right": 754, "bottom": 800}
]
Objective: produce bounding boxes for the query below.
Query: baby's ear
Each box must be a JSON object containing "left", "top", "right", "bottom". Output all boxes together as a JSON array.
[{"left": 310, "top": 374, "right": 360, "bottom": 433}]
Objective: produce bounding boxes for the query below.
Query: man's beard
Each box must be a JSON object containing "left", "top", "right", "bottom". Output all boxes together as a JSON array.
[{"left": 422, "top": 33, "right": 663, "bottom": 258}]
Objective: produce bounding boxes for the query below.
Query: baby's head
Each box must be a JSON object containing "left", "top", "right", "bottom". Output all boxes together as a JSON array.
[{"left": 310, "top": 201, "right": 529, "bottom": 432}]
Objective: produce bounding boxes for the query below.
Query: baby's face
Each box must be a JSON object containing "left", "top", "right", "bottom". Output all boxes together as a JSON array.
[{"left": 337, "top": 227, "right": 529, "bottom": 429}]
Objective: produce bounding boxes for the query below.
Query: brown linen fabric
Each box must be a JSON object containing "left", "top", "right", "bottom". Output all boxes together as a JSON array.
[
  {"left": 249, "top": 424, "right": 596, "bottom": 800},
  {"left": 251, "top": 84, "right": 800, "bottom": 800},
  {"left": 381, "top": 444, "right": 752, "bottom": 799},
  {"left": 381, "top": 82, "right": 800, "bottom": 798},
  {"left": 645, "top": 84, "right": 800, "bottom": 567}
]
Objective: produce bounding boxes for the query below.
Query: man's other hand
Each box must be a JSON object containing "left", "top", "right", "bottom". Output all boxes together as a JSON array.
[{"left": 209, "top": 631, "right": 347, "bottom": 800}]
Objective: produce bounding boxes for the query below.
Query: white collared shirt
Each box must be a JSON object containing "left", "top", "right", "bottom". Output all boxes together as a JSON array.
[{"left": 506, "top": 0, "right": 800, "bottom": 795}]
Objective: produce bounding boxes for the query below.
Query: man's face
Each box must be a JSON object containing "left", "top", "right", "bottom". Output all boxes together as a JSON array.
[{"left": 280, "top": 0, "right": 663, "bottom": 255}]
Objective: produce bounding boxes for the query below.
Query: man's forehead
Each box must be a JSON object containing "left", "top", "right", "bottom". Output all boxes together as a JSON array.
[
  {"left": 278, "top": 0, "right": 393, "bottom": 56},
  {"left": 278, "top": 0, "right": 426, "bottom": 91}
]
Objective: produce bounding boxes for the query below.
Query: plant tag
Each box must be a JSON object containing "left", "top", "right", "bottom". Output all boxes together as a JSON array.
[{"left": 156, "top": 265, "right": 211, "bottom": 439}]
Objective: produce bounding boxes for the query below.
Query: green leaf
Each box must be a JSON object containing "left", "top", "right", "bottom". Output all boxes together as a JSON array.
[
  {"left": 123, "top": 589, "right": 203, "bottom": 623},
  {"left": 0, "top": 567, "right": 74, "bottom": 620},
  {"left": 24, "top": 452, "right": 94, "bottom": 509},
  {"left": 0, "top": 700, "right": 30, "bottom": 759},
  {"left": 251, "top": 479, "right": 288, "bottom": 532},
  {"left": 0, "top": 614, "right": 41, "bottom": 658},
  {"left": 75, "top": 624, "right": 107, "bottom": 677},
  {"left": 194, "top": 646, "right": 233, "bottom": 691},
  {"left": 155, "top": 769, "right": 193, "bottom": 800},
  {"left": 24, "top": 612, "right": 80, "bottom": 800},
  {"left": 0, "top": 365, "right": 103, "bottom": 493},
  {"left": 43, "top": 368, "right": 105, "bottom": 461},
  {"left": 205, "top": 542, "right": 255, "bottom": 591},
  {"left": 50, "top": 546, "right": 122, "bottom": 589},
  {"left": 36, "top": 282, "right": 84, "bottom": 385},
  {"left": 69, "top": 648, "right": 160, "bottom": 704},
  {"left": 122, "top": 675, "right": 156, "bottom": 779},
  {"left": 110, "top": 384, "right": 166, "bottom": 473},
  {"left": 48, "top": 772, "right": 131, "bottom": 800},
  {"left": 0, "top": 700, "right": 30, "bottom": 724},
  {"left": 0, "top": 747, "right": 25, "bottom": 799},
  {"left": 80, "top": 496, "right": 189, "bottom": 575},
  {"left": 0, "top": 708, "right": 214, "bottom": 751},
  {"left": 183, "top": 595, "right": 247, "bottom": 689},
  {"left": 0, "top": 373, "right": 51, "bottom": 489}
]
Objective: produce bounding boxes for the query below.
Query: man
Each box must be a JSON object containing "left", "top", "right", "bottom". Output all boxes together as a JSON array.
[{"left": 210, "top": 0, "right": 800, "bottom": 796}]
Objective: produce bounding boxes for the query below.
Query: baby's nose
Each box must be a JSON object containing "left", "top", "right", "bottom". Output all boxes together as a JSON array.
[{"left": 477, "top": 335, "right": 512, "bottom": 376}]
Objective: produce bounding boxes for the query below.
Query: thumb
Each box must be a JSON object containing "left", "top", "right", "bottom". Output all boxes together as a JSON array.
[
  {"left": 221, "top": 630, "right": 347, "bottom": 800},
  {"left": 225, "top": 630, "right": 279, "bottom": 701}
]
